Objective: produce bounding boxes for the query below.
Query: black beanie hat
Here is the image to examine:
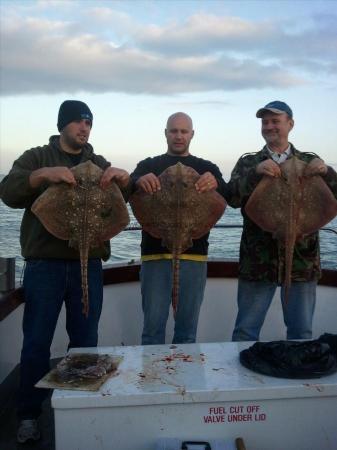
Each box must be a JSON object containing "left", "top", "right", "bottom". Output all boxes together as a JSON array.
[{"left": 57, "top": 100, "right": 93, "bottom": 131}]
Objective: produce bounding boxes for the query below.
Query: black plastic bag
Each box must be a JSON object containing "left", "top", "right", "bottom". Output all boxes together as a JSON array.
[{"left": 240, "top": 334, "right": 337, "bottom": 379}]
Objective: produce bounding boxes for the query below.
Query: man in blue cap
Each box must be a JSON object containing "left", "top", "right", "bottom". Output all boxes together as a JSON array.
[
  {"left": 0, "top": 100, "right": 130, "bottom": 443},
  {"left": 227, "top": 101, "right": 337, "bottom": 342}
]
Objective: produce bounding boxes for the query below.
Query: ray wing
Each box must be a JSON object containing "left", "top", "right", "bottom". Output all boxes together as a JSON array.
[
  {"left": 31, "top": 184, "right": 74, "bottom": 240},
  {"left": 298, "top": 176, "right": 337, "bottom": 236},
  {"left": 244, "top": 176, "right": 291, "bottom": 238}
]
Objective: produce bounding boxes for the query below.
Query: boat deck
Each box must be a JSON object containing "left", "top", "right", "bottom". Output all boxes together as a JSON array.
[
  {"left": 1, "top": 261, "right": 336, "bottom": 449},
  {"left": 0, "top": 364, "right": 55, "bottom": 450}
]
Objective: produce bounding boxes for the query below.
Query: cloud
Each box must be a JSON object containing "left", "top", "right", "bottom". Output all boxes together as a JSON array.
[
  {"left": 135, "top": 12, "right": 337, "bottom": 65},
  {"left": 1, "top": 7, "right": 335, "bottom": 97},
  {"left": 135, "top": 14, "right": 276, "bottom": 55}
]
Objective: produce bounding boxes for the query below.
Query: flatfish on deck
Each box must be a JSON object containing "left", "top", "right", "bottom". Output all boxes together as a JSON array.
[{"left": 35, "top": 353, "right": 122, "bottom": 391}]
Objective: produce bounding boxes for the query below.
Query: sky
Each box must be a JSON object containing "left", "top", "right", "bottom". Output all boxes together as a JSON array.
[{"left": 1, "top": 0, "right": 337, "bottom": 179}]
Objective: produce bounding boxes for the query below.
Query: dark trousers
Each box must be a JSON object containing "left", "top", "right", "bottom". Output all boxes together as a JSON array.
[{"left": 18, "top": 258, "right": 103, "bottom": 419}]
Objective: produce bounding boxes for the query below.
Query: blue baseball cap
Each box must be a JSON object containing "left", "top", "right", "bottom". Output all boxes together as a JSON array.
[{"left": 256, "top": 101, "right": 293, "bottom": 118}]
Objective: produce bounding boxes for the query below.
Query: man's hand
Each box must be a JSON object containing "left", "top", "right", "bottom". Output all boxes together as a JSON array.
[
  {"left": 135, "top": 173, "right": 161, "bottom": 194},
  {"left": 100, "top": 167, "right": 130, "bottom": 189},
  {"left": 304, "top": 158, "right": 328, "bottom": 176},
  {"left": 29, "top": 167, "right": 76, "bottom": 188},
  {"left": 256, "top": 160, "right": 281, "bottom": 177},
  {"left": 195, "top": 172, "right": 218, "bottom": 193}
]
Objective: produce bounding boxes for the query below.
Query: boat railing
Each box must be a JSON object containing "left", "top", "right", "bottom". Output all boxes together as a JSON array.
[
  {"left": 125, "top": 223, "right": 337, "bottom": 234},
  {"left": 0, "top": 224, "right": 336, "bottom": 322}
]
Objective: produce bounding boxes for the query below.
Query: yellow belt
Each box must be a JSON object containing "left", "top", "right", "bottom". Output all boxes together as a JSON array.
[{"left": 141, "top": 253, "right": 207, "bottom": 262}]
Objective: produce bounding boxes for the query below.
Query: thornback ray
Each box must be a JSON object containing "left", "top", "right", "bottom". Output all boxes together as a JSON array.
[
  {"left": 130, "top": 162, "right": 226, "bottom": 315},
  {"left": 31, "top": 161, "right": 130, "bottom": 317},
  {"left": 245, "top": 157, "right": 337, "bottom": 301}
]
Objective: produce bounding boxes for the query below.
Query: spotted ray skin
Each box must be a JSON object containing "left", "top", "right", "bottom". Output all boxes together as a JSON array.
[
  {"left": 245, "top": 157, "right": 337, "bottom": 300},
  {"left": 32, "top": 161, "right": 130, "bottom": 316},
  {"left": 130, "top": 162, "right": 226, "bottom": 314}
]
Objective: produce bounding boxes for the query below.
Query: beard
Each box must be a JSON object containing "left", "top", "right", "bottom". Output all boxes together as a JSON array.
[
  {"left": 263, "top": 132, "right": 279, "bottom": 144},
  {"left": 168, "top": 143, "right": 189, "bottom": 155},
  {"left": 64, "top": 134, "right": 88, "bottom": 151}
]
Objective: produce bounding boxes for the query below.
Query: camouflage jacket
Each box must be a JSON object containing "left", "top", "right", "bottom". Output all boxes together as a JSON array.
[{"left": 226, "top": 144, "right": 337, "bottom": 283}]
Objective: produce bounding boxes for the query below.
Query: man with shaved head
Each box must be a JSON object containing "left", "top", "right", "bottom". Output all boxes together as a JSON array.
[{"left": 131, "top": 112, "right": 227, "bottom": 345}]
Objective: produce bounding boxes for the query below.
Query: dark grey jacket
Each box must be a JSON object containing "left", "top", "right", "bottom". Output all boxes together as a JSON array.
[{"left": 0, "top": 136, "right": 112, "bottom": 260}]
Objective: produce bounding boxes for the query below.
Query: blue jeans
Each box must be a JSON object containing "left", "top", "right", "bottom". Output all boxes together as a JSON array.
[
  {"left": 232, "top": 278, "right": 317, "bottom": 341},
  {"left": 18, "top": 258, "right": 103, "bottom": 419},
  {"left": 140, "top": 259, "right": 207, "bottom": 345}
]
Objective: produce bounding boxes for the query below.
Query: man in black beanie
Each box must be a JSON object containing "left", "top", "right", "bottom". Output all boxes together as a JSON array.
[
  {"left": 57, "top": 100, "right": 93, "bottom": 132},
  {"left": 0, "top": 100, "right": 130, "bottom": 443}
]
